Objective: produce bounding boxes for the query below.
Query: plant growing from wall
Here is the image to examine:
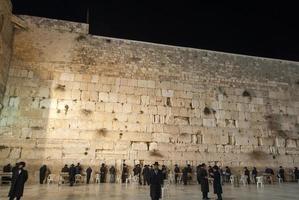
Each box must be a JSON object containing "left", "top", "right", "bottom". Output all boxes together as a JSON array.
[
  {"left": 31, "top": 126, "right": 43, "bottom": 130},
  {"left": 55, "top": 84, "right": 65, "bottom": 91},
  {"left": 203, "top": 107, "right": 211, "bottom": 115},
  {"left": 149, "top": 149, "right": 163, "bottom": 158},
  {"left": 96, "top": 128, "right": 108, "bottom": 136},
  {"left": 81, "top": 109, "right": 92, "bottom": 116}
]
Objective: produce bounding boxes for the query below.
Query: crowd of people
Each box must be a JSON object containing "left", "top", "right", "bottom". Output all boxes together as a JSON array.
[{"left": 2, "top": 161, "right": 299, "bottom": 200}]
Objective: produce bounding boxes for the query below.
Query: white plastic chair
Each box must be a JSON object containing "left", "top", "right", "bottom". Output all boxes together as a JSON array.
[
  {"left": 75, "top": 174, "right": 82, "bottom": 184},
  {"left": 240, "top": 175, "right": 248, "bottom": 186},
  {"left": 230, "top": 175, "right": 235, "bottom": 185},
  {"left": 256, "top": 176, "right": 264, "bottom": 188},
  {"left": 95, "top": 174, "right": 100, "bottom": 184},
  {"left": 277, "top": 174, "right": 283, "bottom": 184},
  {"left": 125, "top": 175, "right": 132, "bottom": 186},
  {"left": 47, "top": 174, "right": 55, "bottom": 184},
  {"left": 161, "top": 182, "right": 170, "bottom": 199}
]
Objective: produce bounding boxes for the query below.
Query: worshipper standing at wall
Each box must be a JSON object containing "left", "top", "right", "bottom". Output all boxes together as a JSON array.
[
  {"left": 211, "top": 165, "right": 223, "bottom": 200},
  {"left": 39, "top": 165, "right": 47, "bottom": 184},
  {"left": 182, "top": 165, "right": 189, "bottom": 185},
  {"left": 133, "top": 164, "right": 142, "bottom": 185},
  {"left": 294, "top": 167, "right": 299, "bottom": 181},
  {"left": 252, "top": 167, "right": 258, "bottom": 183},
  {"left": 199, "top": 163, "right": 210, "bottom": 200},
  {"left": 161, "top": 165, "right": 167, "bottom": 181},
  {"left": 196, "top": 164, "right": 202, "bottom": 184},
  {"left": 109, "top": 165, "right": 116, "bottom": 183},
  {"left": 2, "top": 163, "right": 12, "bottom": 183},
  {"left": 265, "top": 167, "right": 274, "bottom": 184},
  {"left": 61, "top": 164, "right": 69, "bottom": 173},
  {"left": 219, "top": 167, "right": 225, "bottom": 185},
  {"left": 225, "top": 166, "right": 231, "bottom": 182},
  {"left": 278, "top": 166, "right": 285, "bottom": 182},
  {"left": 8, "top": 161, "right": 28, "bottom": 200},
  {"left": 187, "top": 164, "right": 192, "bottom": 184},
  {"left": 86, "top": 166, "right": 92, "bottom": 184},
  {"left": 100, "top": 163, "right": 107, "bottom": 183},
  {"left": 75, "top": 163, "right": 82, "bottom": 175},
  {"left": 244, "top": 167, "right": 250, "bottom": 184},
  {"left": 122, "top": 164, "right": 129, "bottom": 183},
  {"left": 174, "top": 164, "right": 181, "bottom": 184},
  {"left": 142, "top": 165, "right": 150, "bottom": 185},
  {"left": 69, "top": 164, "right": 76, "bottom": 186},
  {"left": 149, "top": 162, "right": 163, "bottom": 200}
]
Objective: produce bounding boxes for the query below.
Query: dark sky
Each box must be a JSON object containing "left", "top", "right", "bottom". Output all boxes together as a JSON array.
[{"left": 11, "top": 0, "right": 299, "bottom": 61}]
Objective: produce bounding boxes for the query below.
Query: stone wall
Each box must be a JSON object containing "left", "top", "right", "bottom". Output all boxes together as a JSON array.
[
  {"left": 0, "top": 15, "right": 299, "bottom": 183},
  {"left": 0, "top": 0, "right": 13, "bottom": 111}
]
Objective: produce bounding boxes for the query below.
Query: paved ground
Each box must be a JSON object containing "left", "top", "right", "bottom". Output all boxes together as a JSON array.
[{"left": 1, "top": 182, "right": 299, "bottom": 200}]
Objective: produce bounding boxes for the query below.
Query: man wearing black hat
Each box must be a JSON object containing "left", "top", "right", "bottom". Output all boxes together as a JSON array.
[
  {"left": 149, "top": 162, "right": 163, "bottom": 200},
  {"left": 199, "top": 163, "right": 210, "bottom": 200},
  {"left": 211, "top": 165, "right": 223, "bottom": 200},
  {"left": 8, "top": 161, "right": 28, "bottom": 200}
]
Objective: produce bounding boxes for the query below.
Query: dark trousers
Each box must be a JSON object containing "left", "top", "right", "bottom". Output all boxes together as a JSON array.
[
  {"left": 217, "top": 193, "right": 222, "bottom": 200},
  {"left": 40, "top": 175, "right": 45, "bottom": 184},
  {"left": 175, "top": 174, "right": 179, "bottom": 184},
  {"left": 9, "top": 197, "right": 21, "bottom": 200},
  {"left": 86, "top": 175, "right": 91, "bottom": 184},
  {"left": 202, "top": 192, "right": 208, "bottom": 199}
]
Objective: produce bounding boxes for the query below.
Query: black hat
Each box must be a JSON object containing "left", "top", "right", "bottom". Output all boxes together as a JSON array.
[
  {"left": 154, "top": 162, "right": 159, "bottom": 166},
  {"left": 19, "top": 161, "right": 26, "bottom": 167}
]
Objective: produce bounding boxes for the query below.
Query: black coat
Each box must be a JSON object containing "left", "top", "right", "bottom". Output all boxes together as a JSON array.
[
  {"left": 199, "top": 168, "right": 209, "bottom": 193},
  {"left": 69, "top": 166, "right": 76, "bottom": 182},
  {"left": 149, "top": 169, "right": 163, "bottom": 199},
  {"left": 211, "top": 171, "right": 222, "bottom": 194},
  {"left": 40, "top": 165, "right": 47, "bottom": 179},
  {"left": 8, "top": 168, "right": 28, "bottom": 198}
]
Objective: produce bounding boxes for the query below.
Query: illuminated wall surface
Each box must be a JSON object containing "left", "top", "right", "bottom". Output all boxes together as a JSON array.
[{"left": 0, "top": 11, "right": 299, "bottom": 182}]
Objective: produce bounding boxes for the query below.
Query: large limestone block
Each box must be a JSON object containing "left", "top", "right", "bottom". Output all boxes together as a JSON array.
[
  {"left": 286, "top": 139, "right": 297, "bottom": 148},
  {"left": 131, "top": 142, "right": 148, "bottom": 151}
]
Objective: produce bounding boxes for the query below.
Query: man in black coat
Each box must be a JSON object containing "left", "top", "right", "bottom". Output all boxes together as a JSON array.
[
  {"left": 211, "top": 165, "right": 223, "bottom": 200},
  {"left": 122, "top": 164, "right": 129, "bottom": 183},
  {"left": 8, "top": 161, "right": 28, "bottom": 200},
  {"left": 278, "top": 166, "right": 285, "bottom": 182},
  {"left": 86, "top": 166, "right": 92, "bottom": 184},
  {"left": 100, "top": 163, "right": 107, "bottom": 183},
  {"left": 39, "top": 165, "right": 47, "bottom": 184},
  {"left": 142, "top": 165, "right": 150, "bottom": 185},
  {"left": 174, "top": 164, "right": 180, "bottom": 184},
  {"left": 149, "top": 162, "right": 163, "bottom": 200},
  {"left": 199, "top": 163, "right": 210, "bottom": 200},
  {"left": 69, "top": 164, "right": 76, "bottom": 186}
]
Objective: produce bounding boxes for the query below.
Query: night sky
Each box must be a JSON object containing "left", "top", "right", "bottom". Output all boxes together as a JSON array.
[{"left": 11, "top": 0, "right": 299, "bottom": 61}]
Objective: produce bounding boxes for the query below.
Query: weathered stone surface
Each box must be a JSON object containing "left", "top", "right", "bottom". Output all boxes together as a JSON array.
[{"left": 0, "top": 12, "right": 299, "bottom": 184}]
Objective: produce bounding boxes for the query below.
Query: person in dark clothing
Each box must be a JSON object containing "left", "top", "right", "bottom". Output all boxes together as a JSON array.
[
  {"left": 225, "top": 166, "right": 231, "bottom": 183},
  {"left": 69, "top": 164, "right": 76, "bottom": 186},
  {"left": 211, "top": 165, "right": 223, "bottom": 200},
  {"left": 109, "top": 166, "right": 116, "bottom": 183},
  {"left": 182, "top": 166, "right": 189, "bottom": 185},
  {"left": 161, "top": 165, "right": 167, "bottom": 181},
  {"left": 187, "top": 164, "right": 192, "bottom": 183},
  {"left": 278, "top": 166, "right": 285, "bottom": 182},
  {"left": 174, "top": 164, "right": 180, "bottom": 184},
  {"left": 196, "top": 164, "right": 202, "bottom": 184},
  {"left": 265, "top": 167, "right": 274, "bottom": 184},
  {"left": 294, "top": 167, "right": 299, "bottom": 181},
  {"left": 149, "top": 162, "right": 163, "bottom": 200},
  {"left": 244, "top": 167, "right": 250, "bottom": 184},
  {"left": 100, "top": 163, "right": 107, "bottom": 183},
  {"left": 61, "top": 164, "right": 69, "bottom": 173},
  {"left": 75, "top": 163, "right": 82, "bottom": 175},
  {"left": 8, "top": 161, "right": 28, "bottom": 200},
  {"left": 252, "top": 167, "right": 258, "bottom": 183},
  {"left": 86, "top": 167, "right": 92, "bottom": 184},
  {"left": 3, "top": 163, "right": 12, "bottom": 172},
  {"left": 199, "top": 163, "right": 209, "bottom": 200},
  {"left": 142, "top": 165, "right": 150, "bottom": 185},
  {"left": 133, "top": 164, "right": 142, "bottom": 185},
  {"left": 2, "top": 163, "right": 12, "bottom": 183},
  {"left": 39, "top": 165, "right": 47, "bottom": 184},
  {"left": 122, "top": 164, "right": 129, "bottom": 183}
]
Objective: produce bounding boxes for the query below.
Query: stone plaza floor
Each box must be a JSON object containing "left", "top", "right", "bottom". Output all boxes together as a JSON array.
[{"left": 1, "top": 182, "right": 299, "bottom": 200}]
